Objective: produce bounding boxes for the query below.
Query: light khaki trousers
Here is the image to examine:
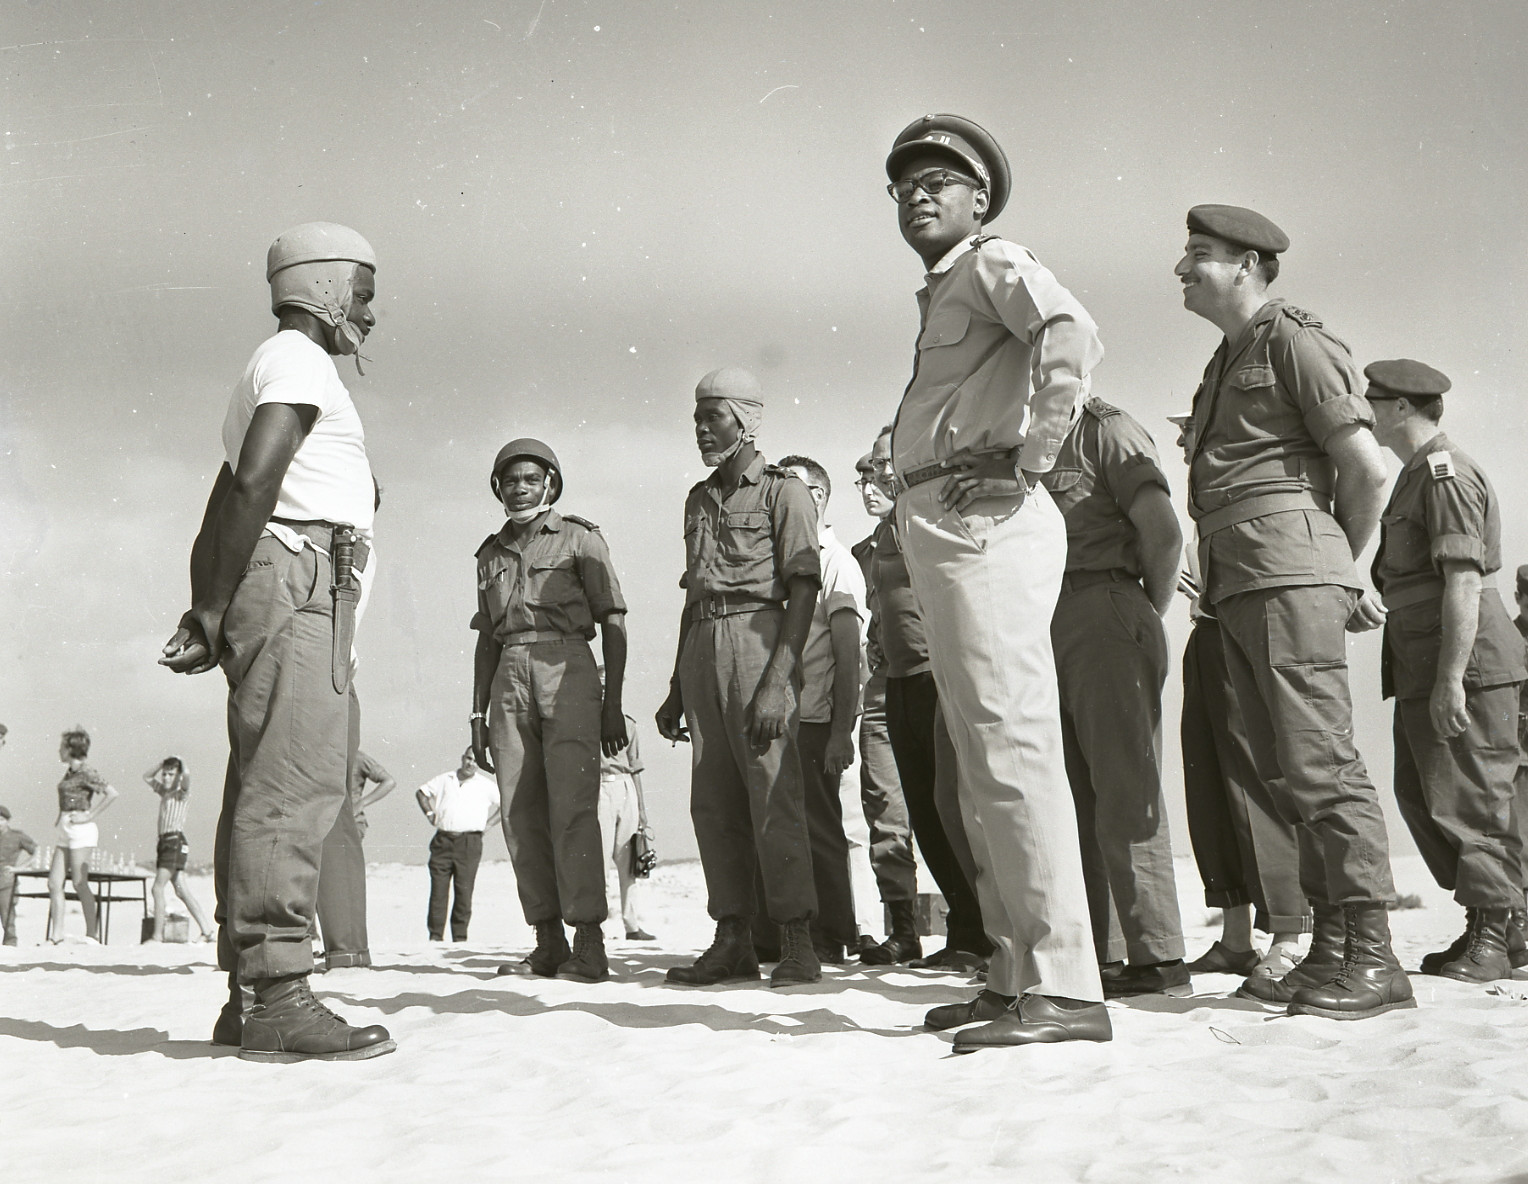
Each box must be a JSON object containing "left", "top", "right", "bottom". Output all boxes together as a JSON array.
[{"left": 897, "top": 483, "right": 1102, "bottom": 1002}]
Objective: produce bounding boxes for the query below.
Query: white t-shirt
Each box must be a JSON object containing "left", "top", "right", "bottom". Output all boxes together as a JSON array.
[
  {"left": 419, "top": 771, "right": 501, "bottom": 834},
  {"left": 798, "top": 523, "right": 869, "bottom": 724},
  {"left": 222, "top": 330, "right": 375, "bottom": 539}
]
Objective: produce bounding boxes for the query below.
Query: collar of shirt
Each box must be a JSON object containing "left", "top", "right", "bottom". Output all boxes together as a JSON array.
[
  {"left": 493, "top": 508, "right": 564, "bottom": 552},
  {"left": 703, "top": 450, "right": 768, "bottom": 504},
  {"left": 925, "top": 235, "right": 981, "bottom": 278},
  {"left": 1222, "top": 298, "right": 1284, "bottom": 354},
  {"left": 818, "top": 522, "right": 838, "bottom": 549}
]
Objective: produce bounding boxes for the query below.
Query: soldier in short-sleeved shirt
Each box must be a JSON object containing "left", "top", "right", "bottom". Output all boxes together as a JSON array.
[
  {"left": 470, "top": 439, "right": 630, "bottom": 983},
  {"left": 1368, "top": 358, "right": 1525, "bottom": 981},
  {"left": 1044, "top": 399, "right": 1188, "bottom": 993}
]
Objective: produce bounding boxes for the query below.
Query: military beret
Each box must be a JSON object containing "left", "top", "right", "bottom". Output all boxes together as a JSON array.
[
  {"left": 1517, "top": 565, "right": 1528, "bottom": 595},
  {"left": 1363, "top": 359, "right": 1451, "bottom": 399},
  {"left": 887, "top": 114, "right": 1011, "bottom": 223},
  {"left": 1186, "top": 205, "right": 1289, "bottom": 255}
]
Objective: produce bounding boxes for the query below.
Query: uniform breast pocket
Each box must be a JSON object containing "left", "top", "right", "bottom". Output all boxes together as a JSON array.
[
  {"left": 478, "top": 559, "right": 513, "bottom": 619},
  {"left": 918, "top": 308, "right": 971, "bottom": 351},
  {"left": 1040, "top": 467, "right": 1084, "bottom": 511},
  {"left": 1229, "top": 365, "right": 1286, "bottom": 435},
  {"left": 721, "top": 510, "right": 772, "bottom": 572},
  {"left": 527, "top": 555, "right": 581, "bottom": 606}
]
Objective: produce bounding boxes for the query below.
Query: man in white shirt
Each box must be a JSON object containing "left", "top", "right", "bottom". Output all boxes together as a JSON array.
[
  {"left": 160, "top": 221, "right": 394, "bottom": 1062},
  {"left": 417, "top": 750, "right": 502, "bottom": 942},
  {"left": 778, "top": 454, "right": 872, "bottom": 965}
]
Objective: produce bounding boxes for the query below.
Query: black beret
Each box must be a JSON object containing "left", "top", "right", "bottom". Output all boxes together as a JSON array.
[
  {"left": 1186, "top": 205, "right": 1290, "bottom": 255},
  {"left": 1363, "top": 359, "right": 1451, "bottom": 399},
  {"left": 887, "top": 114, "right": 1011, "bottom": 223}
]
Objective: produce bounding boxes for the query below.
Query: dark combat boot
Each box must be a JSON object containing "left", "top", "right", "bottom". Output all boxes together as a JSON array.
[
  {"left": 211, "top": 971, "right": 253, "bottom": 1047},
  {"left": 1287, "top": 903, "right": 1417, "bottom": 1021},
  {"left": 556, "top": 923, "right": 610, "bottom": 983},
  {"left": 1507, "top": 907, "right": 1528, "bottom": 971},
  {"left": 497, "top": 920, "right": 570, "bottom": 978},
  {"left": 1237, "top": 901, "right": 1343, "bottom": 1006},
  {"left": 239, "top": 974, "right": 396, "bottom": 1062},
  {"left": 1439, "top": 907, "right": 1512, "bottom": 984},
  {"left": 861, "top": 900, "right": 923, "bottom": 966},
  {"left": 770, "top": 917, "right": 822, "bottom": 988},
  {"left": 1419, "top": 909, "right": 1474, "bottom": 976},
  {"left": 666, "top": 917, "right": 760, "bottom": 985}
]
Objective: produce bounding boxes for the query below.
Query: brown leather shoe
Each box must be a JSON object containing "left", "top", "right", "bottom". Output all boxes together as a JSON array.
[
  {"left": 923, "top": 989, "right": 1015, "bottom": 1031},
  {"left": 239, "top": 974, "right": 396, "bottom": 1063},
  {"left": 1103, "top": 959, "right": 1191, "bottom": 998},
  {"left": 908, "top": 946, "right": 987, "bottom": 972},
  {"left": 952, "top": 994, "right": 1112, "bottom": 1052},
  {"left": 1185, "top": 941, "right": 1260, "bottom": 976}
]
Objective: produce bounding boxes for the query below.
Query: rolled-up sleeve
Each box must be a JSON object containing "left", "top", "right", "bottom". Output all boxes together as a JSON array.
[
  {"left": 575, "top": 530, "right": 628, "bottom": 618},
  {"left": 771, "top": 479, "right": 822, "bottom": 588},
  {"left": 1425, "top": 472, "right": 1488, "bottom": 571},
  {"left": 1096, "top": 415, "right": 1171, "bottom": 512},
  {"left": 1279, "top": 328, "right": 1373, "bottom": 450},
  {"left": 977, "top": 246, "right": 1104, "bottom": 474}
]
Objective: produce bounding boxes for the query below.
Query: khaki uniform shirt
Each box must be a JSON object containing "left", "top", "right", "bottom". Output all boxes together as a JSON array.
[
  {"left": 1187, "top": 299, "right": 1373, "bottom": 605},
  {"left": 1042, "top": 398, "right": 1171, "bottom": 576},
  {"left": 892, "top": 235, "right": 1103, "bottom": 478},
  {"left": 471, "top": 509, "right": 627, "bottom": 642},
  {"left": 1372, "top": 433, "right": 1525, "bottom": 700},
  {"left": 681, "top": 452, "right": 821, "bottom": 604}
]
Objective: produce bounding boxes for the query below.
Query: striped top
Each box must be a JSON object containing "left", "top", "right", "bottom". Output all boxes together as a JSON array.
[{"left": 152, "top": 769, "right": 191, "bottom": 836}]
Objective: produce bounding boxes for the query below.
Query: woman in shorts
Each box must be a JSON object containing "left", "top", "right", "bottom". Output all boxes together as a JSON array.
[
  {"left": 48, "top": 727, "right": 118, "bottom": 942},
  {"left": 144, "top": 757, "right": 214, "bottom": 941}
]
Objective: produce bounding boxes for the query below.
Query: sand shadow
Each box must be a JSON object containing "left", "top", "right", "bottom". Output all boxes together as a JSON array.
[
  {"left": 1109, "top": 991, "right": 1280, "bottom": 1016},
  {"left": 0, "top": 1017, "right": 231, "bottom": 1060},
  {"left": 328, "top": 986, "right": 926, "bottom": 1040},
  {"left": 0, "top": 962, "right": 204, "bottom": 976}
]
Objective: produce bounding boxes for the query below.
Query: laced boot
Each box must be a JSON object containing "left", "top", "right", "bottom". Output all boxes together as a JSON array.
[
  {"left": 770, "top": 917, "right": 822, "bottom": 988},
  {"left": 211, "top": 971, "right": 253, "bottom": 1047},
  {"left": 1506, "top": 907, "right": 1528, "bottom": 971},
  {"left": 1419, "top": 909, "right": 1474, "bottom": 976},
  {"left": 861, "top": 900, "right": 923, "bottom": 966},
  {"left": 239, "top": 974, "right": 396, "bottom": 1062},
  {"left": 1237, "top": 901, "right": 1343, "bottom": 1005},
  {"left": 666, "top": 917, "right": 760, "bottom": 985},
  {"left": 556, "top": 923, "right": 610, "bottom": 982},
  {"left": 497, "top": 920, "right": 570, "bottom": 977},
  {"left": 1287, "top": 903, "right": 1417, "bottom": 1020},
  {"left": 1439, "top": 907, "right": 1511, "bottom": 984}
]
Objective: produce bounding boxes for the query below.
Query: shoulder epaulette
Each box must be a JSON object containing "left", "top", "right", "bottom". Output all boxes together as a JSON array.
[
  {"left": 1083, "top": 397, "right": 1122, "bottom": 421},
  {"left": 561, "top": 513, "right": 600, "bottom": 531},
  {"left": 1281, "top": 305, "right": 1323, "bottom": 328},
  {"left": 1427, "top": 452, "right": 1456, "bottom": 481},
  {"left": 763, "top": 463, "right": 794, "bottom": 478},
  {"left": 474, "top": 533, "right": 500, "bottom": 558}
]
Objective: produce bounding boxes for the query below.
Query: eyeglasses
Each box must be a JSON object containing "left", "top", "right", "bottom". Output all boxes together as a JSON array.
[
  {"left": 887, "top": 169, "right": 979, "bottom": 204},
  {"left": 853, "top": 476, "right": 876, "bottom": 489}
]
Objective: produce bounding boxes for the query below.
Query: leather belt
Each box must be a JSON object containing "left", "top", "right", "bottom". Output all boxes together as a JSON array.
[
  {"left": 688, "top": 593, "right": 781, "bottom": 622},
  {"left": 896, "top": 450, "right": 1014, "bottom": 497},
  {"left": 270, "top": 517, "right": 370, "bottom": 694},
  {"left": 500, "top": 630, "right": 586, "bottom": 646},
  {"left": 270, "top": 518, "right": 371, "bottom": 573},
  {"left": 1060, "top": 567, "right": 1135, "bottom": 595},
  {"left": 1193, "top": 490, "right": 1331, "bottom": 537}
]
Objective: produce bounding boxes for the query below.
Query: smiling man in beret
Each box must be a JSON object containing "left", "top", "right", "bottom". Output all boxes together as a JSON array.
[
  {"left": 885, "top": 113, "right": 1110, "bottom": 1051},
  {"left": 1366, "top": 358, "right": 1526, "bottom": 983},
  {"left": 1176, "top": 205, "right": 1411, "bottom": 1021}
]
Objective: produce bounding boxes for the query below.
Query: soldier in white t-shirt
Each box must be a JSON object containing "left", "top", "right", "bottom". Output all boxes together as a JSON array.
[{"left": 160, "top": 222, "right": 394, "bottom": 1063}]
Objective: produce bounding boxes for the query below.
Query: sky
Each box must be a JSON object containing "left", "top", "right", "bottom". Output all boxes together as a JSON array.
[{"left": 1, "top": 0, "right": 1524, "bottom": 874}]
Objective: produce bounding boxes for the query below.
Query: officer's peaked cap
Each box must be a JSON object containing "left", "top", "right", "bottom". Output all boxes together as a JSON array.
[
  {"left": 1186, "top": 205, "right": 1289, "bottom": 256},
  {"left": 887, "top": 114, "right": 1011, "bottom": 223},
  {"left": 1363, "top": 359, "right": 1451, "bottom": 399},
  {"left": 491, "top": 437, "right": 563, "bottom": 502}
]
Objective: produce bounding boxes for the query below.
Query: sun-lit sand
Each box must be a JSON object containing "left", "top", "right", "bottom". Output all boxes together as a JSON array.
[{"left": 4, "top": 854, "right": 1527, "bottom": 1183}]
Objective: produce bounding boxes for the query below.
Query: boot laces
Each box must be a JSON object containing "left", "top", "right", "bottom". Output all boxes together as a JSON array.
[
  {"left": 572, "top": 925, "right": 600, "bottom": 959},
  {"left": 284, "top": 980, "right": 346, "bottom": 1026},
  {"left": 780, "top": 921, "right": 807, "bottom": 965}
]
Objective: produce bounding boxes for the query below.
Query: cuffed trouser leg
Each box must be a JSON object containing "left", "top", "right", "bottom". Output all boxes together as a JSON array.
[
  {"left": 491, "top": 640, "right": 607, "bottom": 926},
  {"left": 315, "top": 685, "right": 369, "bottom": 955},
  {"left": 860, "top": 676, "right": 918, "bottom": 905},
  {"left": 1215, "top": 585, "right": 1395, "bottom": 905},
  {"left": 1393, "top": 690, "right": 1521, "bottom": 908},
  {"left": 798, "top": 722, "right": 859, "bottom": 947},
  {"left": 1054, "top": 580, "right": 1184, "bottom": 965},
  {"left": 884, "top": 673, "right": 989, "bottom": 954},
  {"left": 682, "top": 611, "right": 817, "bottom": 925},
  {"left": 898, "top": 484, "right": 1101, "bottom": 1002},
  {"left": 216, "top": 537, "right": 351, "bottom": 983}
]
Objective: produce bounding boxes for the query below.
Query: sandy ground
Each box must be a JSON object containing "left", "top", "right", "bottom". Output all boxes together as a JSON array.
[{"left": 4, "top": 854, "right": 1528, "bottom": 1184}]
